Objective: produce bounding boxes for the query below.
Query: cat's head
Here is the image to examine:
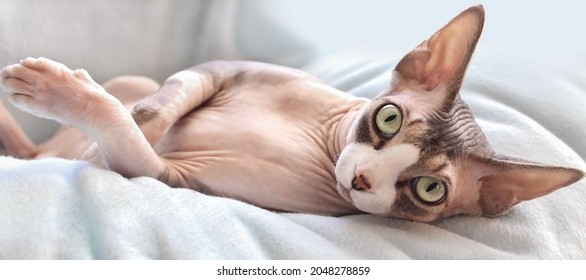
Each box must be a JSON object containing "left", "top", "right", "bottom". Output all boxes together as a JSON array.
[{"left": 334, "top": 5, "right": 584, "bottom": 222}]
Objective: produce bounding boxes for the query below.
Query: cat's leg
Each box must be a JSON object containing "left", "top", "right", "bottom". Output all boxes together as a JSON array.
[
  {"left": 130, "top": 60, "right": 246, "bottom": 146},
  {"left": 78, "top": 75, "right": 160, "bottom": 165},
  {"left": 0, "top": 57, "right": 165, "bottom": 178},
  {"left": 0, "top": 75, "right": 157, "bottom": 160},
  {"left": 0, "top": 99, "right": 38, "bottom": 157}
]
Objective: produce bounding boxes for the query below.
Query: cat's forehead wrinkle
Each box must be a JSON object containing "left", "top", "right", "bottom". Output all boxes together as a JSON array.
[{"left": 418, "top": 98, "right": 492, "bottom": 159}]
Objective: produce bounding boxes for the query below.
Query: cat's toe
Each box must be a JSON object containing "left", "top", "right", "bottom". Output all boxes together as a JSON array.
[
  {"left": 20, "top": 57, "right": 68, "bottom": 73},
  {"left": 0, "top": 64, "right": 38, "bottom": 94}
]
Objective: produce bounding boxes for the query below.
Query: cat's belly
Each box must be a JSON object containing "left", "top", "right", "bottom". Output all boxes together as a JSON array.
[{"left": 152, "top": 105, "right": 360, "bottom": 215}]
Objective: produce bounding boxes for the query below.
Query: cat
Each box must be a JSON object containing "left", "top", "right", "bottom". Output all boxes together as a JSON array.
[{"left": 0, "top": 5, "right": 583, "bottom": 222}]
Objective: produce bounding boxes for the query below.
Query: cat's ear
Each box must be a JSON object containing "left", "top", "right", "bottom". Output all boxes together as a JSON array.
[
  {"left": 391, "top": 5, "right": 484, "bottom": 102},
  {"left": 469, "top": 155, "right": 584, "bottom": 217}
]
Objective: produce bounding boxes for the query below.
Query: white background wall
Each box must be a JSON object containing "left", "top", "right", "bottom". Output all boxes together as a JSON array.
[{"left": 240, "top": 0, "right": 586, "bottom": 57}]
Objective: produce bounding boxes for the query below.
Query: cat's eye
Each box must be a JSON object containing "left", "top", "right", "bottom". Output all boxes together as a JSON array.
[
  {"left": 375, "top": 104, "right": 402, "bottom": 136},
  {"left": 412, "top": 176, "right": 446, "bottom": 204}
]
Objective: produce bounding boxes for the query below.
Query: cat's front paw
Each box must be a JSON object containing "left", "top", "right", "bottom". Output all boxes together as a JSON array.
[{"left": 0, "top": 57, "right": 120, "bottom": 127}]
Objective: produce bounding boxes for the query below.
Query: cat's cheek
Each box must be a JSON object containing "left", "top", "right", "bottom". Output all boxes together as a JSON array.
[
  {"left": 335, "top": 179, "right": 395, "bottom": 214},
  {"left": 349, "top": 187, "right": 397, "bottom": 214}
]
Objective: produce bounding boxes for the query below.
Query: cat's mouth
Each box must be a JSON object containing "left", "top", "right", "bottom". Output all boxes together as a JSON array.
[{"left": 337, "top": 176, "right": 372, "bottom": 205}]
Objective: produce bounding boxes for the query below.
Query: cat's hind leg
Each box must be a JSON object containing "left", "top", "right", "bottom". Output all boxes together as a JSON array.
[
  {"left": 129, "top": 60, "right": 248, "bottom": 147},
  {"left": 0, "top": 57, "right": 165, "bottom": 178},
  {"left": 78, "top": 75, "right": 161, "bottom": 166}
]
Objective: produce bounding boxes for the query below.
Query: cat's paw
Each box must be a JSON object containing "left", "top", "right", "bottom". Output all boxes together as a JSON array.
[{"left": 0, "top": 57, "right": 121, "bottom": 127}]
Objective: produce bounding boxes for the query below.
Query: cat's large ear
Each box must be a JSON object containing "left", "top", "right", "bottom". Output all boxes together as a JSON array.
[
  {"left": 469, "top": 155, "right": 584, "bottom": 217},
  {"left": 391, "top": 5, "right": 484, "bottom": 105}
]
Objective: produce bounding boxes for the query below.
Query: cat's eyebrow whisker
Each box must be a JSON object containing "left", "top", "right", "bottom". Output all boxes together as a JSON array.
[{"left": 430, "top": 162, "right": 449, "bottom": 173}]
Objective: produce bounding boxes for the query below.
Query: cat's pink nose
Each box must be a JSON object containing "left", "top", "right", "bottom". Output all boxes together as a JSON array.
[{"left": 352, "top": 174, "right": 371, "bottom": 191}]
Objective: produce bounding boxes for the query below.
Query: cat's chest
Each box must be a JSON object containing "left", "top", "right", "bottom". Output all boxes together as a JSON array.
[{"left": 152, "top": 81, "right": 364, "bottom": 215}]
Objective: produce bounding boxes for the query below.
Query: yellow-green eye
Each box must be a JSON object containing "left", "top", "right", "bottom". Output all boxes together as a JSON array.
[
  {"left": 413, "top": 176, "right": 446, "bottom": 204},
  {"left": 375, "top": 104, "right": 402, "bottom": 136}
]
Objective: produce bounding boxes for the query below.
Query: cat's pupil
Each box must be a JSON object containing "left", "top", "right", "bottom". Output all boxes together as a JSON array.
[
  {"left": 426, "top": 182, "right": 438, "bottom": 193},
  {"left": 384, "top": 115, "right": 397, "bottom": 122}
]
